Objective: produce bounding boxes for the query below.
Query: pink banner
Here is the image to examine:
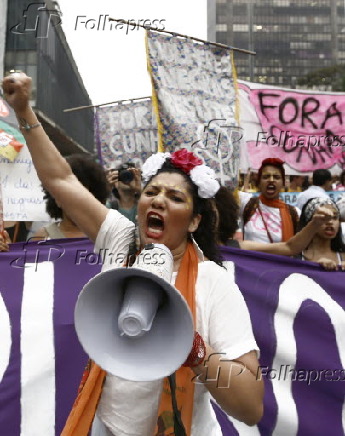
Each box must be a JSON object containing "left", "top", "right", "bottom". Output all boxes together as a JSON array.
[{"left": 239, "top": 82, "right": 345, "bottom": 173}]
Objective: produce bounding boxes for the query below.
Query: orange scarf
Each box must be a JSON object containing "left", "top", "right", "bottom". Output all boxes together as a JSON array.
[
  {"left": 259, "top": 194, "right": 294, "bottom": 241},
  {"left": 61, "top": 241, "right": 198, "bottom": 436}
]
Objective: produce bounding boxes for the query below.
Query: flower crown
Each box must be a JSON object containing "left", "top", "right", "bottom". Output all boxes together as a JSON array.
[{"left": 141, "top": 148, "right": 220, "bottom": 198}]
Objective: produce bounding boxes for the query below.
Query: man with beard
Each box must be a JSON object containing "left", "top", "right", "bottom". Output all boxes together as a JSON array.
[{"left": 240, "top": 158, "right": 299, "bottom": 243}]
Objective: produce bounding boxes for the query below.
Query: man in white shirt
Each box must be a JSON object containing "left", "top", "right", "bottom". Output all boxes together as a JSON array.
[{"left": 296, "top": 169, "right": 332, "bottom": 211}]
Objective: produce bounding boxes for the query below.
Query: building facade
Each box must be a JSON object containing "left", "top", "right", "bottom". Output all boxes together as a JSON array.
[
  {"left": 4, "top": 0, "right": 94, "bottom": 154},
  {"left": 208, "top": 0, "right": 345, "bottom": 88}
]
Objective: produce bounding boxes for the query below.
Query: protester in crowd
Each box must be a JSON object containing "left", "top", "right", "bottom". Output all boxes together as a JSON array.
[
  {"left": 3, "top": 72, "right": 263, "bottom": 436},
  {"left": 287, "top": 175, "right": 305, "bottom": 192},
  {"left": 298, "top": 197, "right": 345, "bottom": 271},
  {"left": 0, "top": 230, "right": 11, "bottom": 252},
  {"left": 215, "top": 186, "right": 332, "bottom": 255},
  {"left": 4, "top": 221, "right": 30, "bottom": 242},
  {"left": 240, "top": 158, "right": 299, "bottom": 243},
  {"left": 241, "top": 169, "right": 259, "bottom": 193},
  {"left": 33, "top": 154, "right": 109, "bottom": 239},
  {"left": 106, "top": 161, "right": 141, "bottom": 224},
  {"left": 301, "top": 175, "right": 310, "bottom": 191},
  {"left": 296, "top": 169, "right": 332, "bottom": 210},
  {"left": 334, "top": 170, "right": 345, "bottom": 191},
  {"left": 336, "top": 195, "right": 345, "bottom": 244}
]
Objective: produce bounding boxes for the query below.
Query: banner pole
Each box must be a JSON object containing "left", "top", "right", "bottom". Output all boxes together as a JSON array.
[
  {"left": 63, "top": 96, "right": 152, "bottom": 113},
  {"left": 109, "top": 18, "right": 256, "bottom": 56}
]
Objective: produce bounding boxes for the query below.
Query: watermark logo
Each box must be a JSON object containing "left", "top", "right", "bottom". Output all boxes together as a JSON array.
[
  {"left": 10, "top": 2, "right": 62, "bottom": 38},
  {"left": 74, "top": 16, "right": 166, "bottom": 33},
  {"left": 10, "top": 238, "right": 65, "bottom": 271},
  {"left": 192, "top": 353, "right": 246, "bottom": 388},
  {"left": 191, "top": 119, "right": 243, "bottom": 153}
]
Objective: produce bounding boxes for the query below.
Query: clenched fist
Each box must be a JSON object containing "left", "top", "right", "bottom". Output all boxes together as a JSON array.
[{"left": 2, "top": 71, "right": 32, "bottom": 115}]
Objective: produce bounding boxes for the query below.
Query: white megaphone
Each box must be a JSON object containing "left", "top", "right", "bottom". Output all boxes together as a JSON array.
[{"left": 74, "top": 244, "right": 194, "bottom": 382}]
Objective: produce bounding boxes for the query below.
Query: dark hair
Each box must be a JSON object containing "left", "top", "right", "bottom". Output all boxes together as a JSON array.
[
  {"left": 214, "top": 186, "right": 239, "bottom": 244},
  {"left": 257, "top": 157, "right": 285, "bottom": 185},
  {"left": 44, "top": 154, "right": 110, "bottom": 219},
  {"left": 111, "top": 162, "right": 136, "bottom": 200},
  {"left": 298, "top": 198, "right": 345, "bottom": 252},
  {"left": 143, "top": 159, "right": 222, "bottom": 266},
  {"left": 312, "top": 169, "right": 332, "bottom": 186}
]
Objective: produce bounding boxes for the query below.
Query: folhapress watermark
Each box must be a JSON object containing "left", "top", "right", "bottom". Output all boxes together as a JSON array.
[
  {"left": 192, "top": 353, "right": 246, "bottom": 388},
  {"left": 74, "top": 248, "right": 168, "bottom": 267},
  {"left": 256, "top": 130, "right": 345, "bottom": 150},
  {"left": 257, "top": 365, "right": 345, "bottom": 386},
  {"left": 10, "top": 2, "right": 62, "bottom": 38},
  {"left": 74, "top": 16, "right": 166, "bottom": 33},
  {"left": 191, "top": 119, "right": 243, "bottom": 153}
]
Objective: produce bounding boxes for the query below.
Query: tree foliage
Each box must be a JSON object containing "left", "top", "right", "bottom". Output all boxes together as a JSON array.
[{"left": 297, "top": 64, "right": 345, "bottom": 92}]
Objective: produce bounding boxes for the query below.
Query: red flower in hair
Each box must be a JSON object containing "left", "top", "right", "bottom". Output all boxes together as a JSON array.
[{"left": 170, "top": 149, "right": 202, "bottom": 175}]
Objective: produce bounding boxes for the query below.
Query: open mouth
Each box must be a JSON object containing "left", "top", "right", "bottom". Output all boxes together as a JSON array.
[
  {"left": 324, "top": 226, "right": 335, "bottom": 236},
  {"left": 266, "top": 184, "right": 276, "bottom": 194},
  {"left": 146, "top": 212, "right": 165, "bottom": 238}
]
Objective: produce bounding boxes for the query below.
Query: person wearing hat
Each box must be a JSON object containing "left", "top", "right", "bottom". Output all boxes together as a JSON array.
[{"left": 240, "top": 158, "right": 299, "bottom": 244}]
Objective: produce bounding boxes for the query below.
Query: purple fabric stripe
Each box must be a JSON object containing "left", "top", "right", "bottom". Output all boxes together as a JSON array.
[
  {"left": 53, "top": 239, "right": 101, "bottom": 435},
  {"left": 220, "top": 245, "right": 345, "bottom": 435}
]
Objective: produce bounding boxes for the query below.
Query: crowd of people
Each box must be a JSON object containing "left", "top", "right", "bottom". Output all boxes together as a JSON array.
[{"left": 1, "top": 71, "right": 344, "bottom": 435}]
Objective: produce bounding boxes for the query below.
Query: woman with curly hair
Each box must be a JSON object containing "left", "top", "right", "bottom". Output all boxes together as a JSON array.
[{"left": 33, "top": 154, "right": 109, "bottom": 239}]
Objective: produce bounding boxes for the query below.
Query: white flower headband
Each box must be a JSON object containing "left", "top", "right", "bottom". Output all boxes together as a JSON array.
[{"left": 141, "top": 149, "right": 220, "bottom": 198}]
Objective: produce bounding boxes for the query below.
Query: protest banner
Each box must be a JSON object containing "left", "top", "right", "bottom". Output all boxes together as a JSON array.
[
  {"left": 0, "top": 96, "right": 49, "bottom": 221},
  {"left": 146, "top": 30, "right": 241, "bottom": 188},
  {"left": 1, "top": 239, "right": 344, "bottom": 434},
  {"left": 220, "top": 246, "right": 345, "bottom": 436},
  {"left": 249, "top": 190, "right": 344, "bottom": 208},
  {"left": 239, "top": 80, "right": 345, "bottom": 175},
  {"left": 95, "top": 98, "right": 158, "bottom": 169}
]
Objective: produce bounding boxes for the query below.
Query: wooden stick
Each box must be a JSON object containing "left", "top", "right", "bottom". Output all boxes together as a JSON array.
[{"left": 63, "top": 96, "right": 152, "bottom": 113}]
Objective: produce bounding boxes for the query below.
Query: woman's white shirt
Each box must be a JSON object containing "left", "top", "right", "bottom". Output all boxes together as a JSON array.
[{"left": 93, "top": 210, "right": 258, "bottom": 436}]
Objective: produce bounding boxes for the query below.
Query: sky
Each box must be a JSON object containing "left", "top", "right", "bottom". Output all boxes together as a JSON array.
[{"left": 57, "top": 0, "right": 207, "bottom": 106}]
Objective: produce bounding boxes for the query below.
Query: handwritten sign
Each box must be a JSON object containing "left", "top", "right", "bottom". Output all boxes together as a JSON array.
[
  {"left": 0, "top": 97, "right": 49, "bottom": 221},
  {"left": 146, "top": 30, "right": 240, "bottom": 188},
  {"left": 95, "top": 99, "right": 158, "bottom": 169},
  {"left": 239, "top": 81, "right": 345, "bottom": 174},
  {"left": 1, "top": 146, "right": 49, "bottom": 221}
]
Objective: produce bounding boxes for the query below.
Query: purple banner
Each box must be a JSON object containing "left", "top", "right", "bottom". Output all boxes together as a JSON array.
[
  {"left": 219, "top": 246, "right": 345, "bottom": 435},
  {"left": 0, "top": 238, "right": 100, "bottom": 436},
  {"left": 1, "top": 240, "right": 344, "bottom": 435}
]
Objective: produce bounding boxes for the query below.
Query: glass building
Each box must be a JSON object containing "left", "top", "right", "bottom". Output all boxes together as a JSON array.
[
  {"left": 4, "top": 0, "right": 94, "bottom": 154},
  {"left": 208, "top": 0, "right": 345, "bottom": 88}
]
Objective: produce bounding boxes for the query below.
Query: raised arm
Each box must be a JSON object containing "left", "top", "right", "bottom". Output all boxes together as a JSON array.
[
  {"left": 2, "top": 73, "right": 108, "bottom": 241},
  {"left": 239, "top": 207, "right": 331, "bottom": 256}
]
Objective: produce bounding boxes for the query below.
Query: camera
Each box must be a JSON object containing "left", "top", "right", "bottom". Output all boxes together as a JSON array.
[{"left": 118, "top": 163, "right": 135, "bottom": 184}]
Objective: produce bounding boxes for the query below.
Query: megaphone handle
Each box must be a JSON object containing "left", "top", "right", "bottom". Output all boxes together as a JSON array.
[{"left": 168, "top": 373, "right": 187, "bottom": 436}]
